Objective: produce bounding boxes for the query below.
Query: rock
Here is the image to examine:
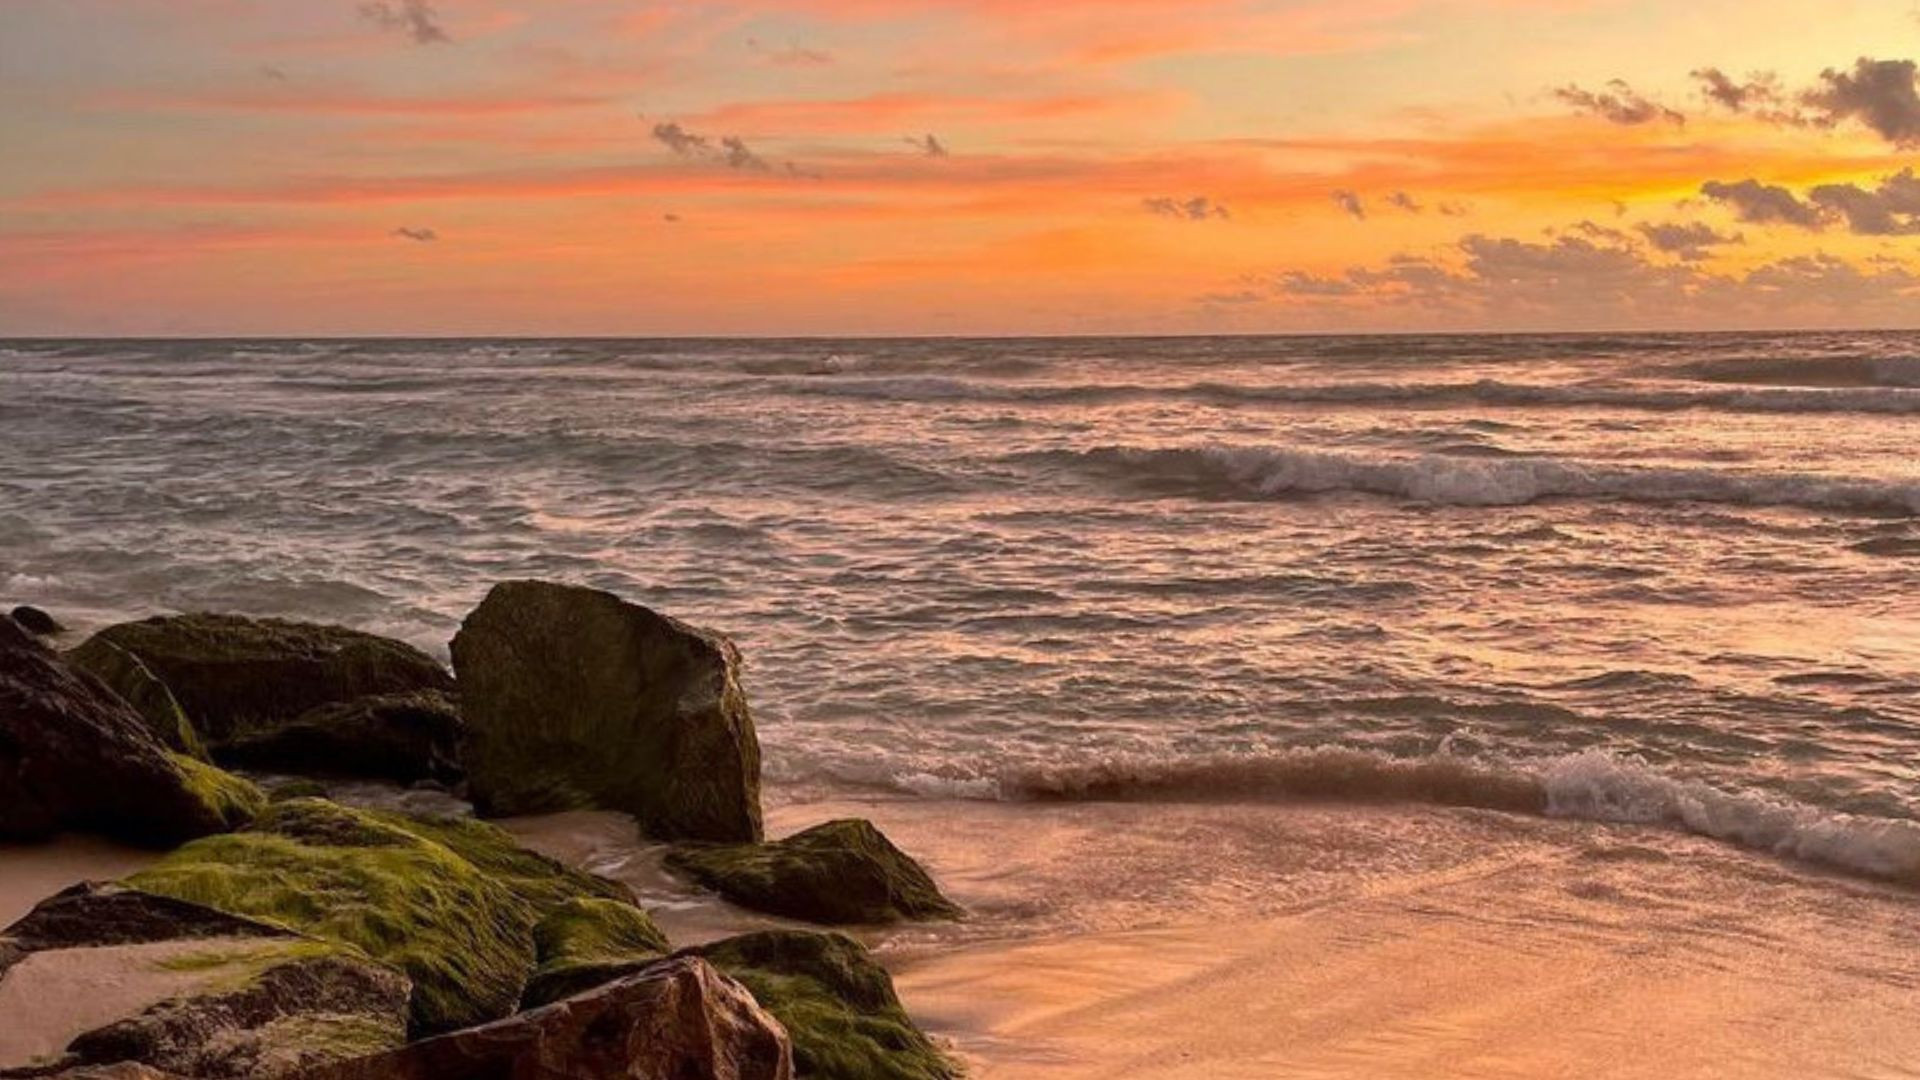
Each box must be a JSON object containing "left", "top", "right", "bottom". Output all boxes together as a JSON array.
[
  {"left": 0, "top": 883, "right": 409, "bottom": 1079},
  {"left": 61, "top": 641, "right": 206, "bottom": 759},
  {"left": 298, "top": 956, "right": 792, "bottom": 1080},
  {"left": 268, "top": 779, "right": 333, "bottom": 802},
  {"left": 521, "top": 898, "right": 670, "bottom": 1009},
  {"left": 9, "top": 606, "right": 64, "bottom": 636},
  {"left": 692, "top": 931, "right": 956, "bottom": 1080},
  {"left": 68, "top": 614, "right": 452, "bottom": 746},
  {"left": 218, "top": 691, "right": 464, "bottom": 785},
  {"left": 126, "top": 798, "right": 634, "bottom": 1037},
  {"left": 31, "top": 1066, "right": 186, "bottom": 1079},
  {"left": 0, "top": 616, "right": 262, "bottom": 847},
  {"left": 666, "top": 819, "right": 961, "bottom": 925},
  {"left": 450, "top": 581, "right": 763, "bottom": 842}
]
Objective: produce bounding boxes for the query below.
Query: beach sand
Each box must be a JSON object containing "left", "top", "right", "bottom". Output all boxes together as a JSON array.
[
  {"left": 516, "top": 793, "right": 1920, "bottom": 1080},
  {"left": 7, "top": 795, "right": 1917, "bottom": 1079}
]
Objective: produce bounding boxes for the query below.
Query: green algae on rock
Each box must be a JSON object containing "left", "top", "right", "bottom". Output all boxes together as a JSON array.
[
  {"left": 0, "top": 615, "right": 260, "bottom": 847},
  {"left": 69, "top": 614, "right": 452, "bottom": 745},
  {"left": 693, "top": 931, "right": 957, "bottom": 1080},
  {"left": 451, "top": 581, "right": 764, "bottom": 843},
  {"left": 63, "top": 640, "right": 206, "bottom": 759},
  {"left": 125, "top": 799, "right": 630, "bottom": 1037},
  {"left": 666, "top": 819, "right": 961, "bottom": 925},
  {"left": 521, "top": 898, "right": 671, "bottom": 1009}
]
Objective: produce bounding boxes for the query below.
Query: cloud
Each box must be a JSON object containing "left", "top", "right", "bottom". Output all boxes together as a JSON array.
[
  {"left": 1263, "top": 230, "right": 1919, "bottom": 323},
  {"left": 663, "top": 212, "right": 682, "bottom": 223},
  {"left": 650, "top": 121, "right": 711, "bottom": 157},
  {"left": 1808, "top": 169, "right": 1920, "bottom": 235},
  {"left": 904, "top": 133, "right": 950, "bottom": 158},
  {"left": 1699, "top": 179, "right": 1823, "bottom": 228},
  {"left": 747, "top": 38, "right": 833, "bottom": 67},
  {"left": 358, "top": 0, "right": 450, "bottom": 45},
  {"left": 1384, "top": 191, "right": 1420, "bottom": 213},
  {"left": 1552, "top": 80, "right": 1684, "bottom": 126},
  {"left": 1806, "top": 58, "right": 1920, "bottom": 147},
  {"left": 1636, "top": 221, "right": 1742, "bottom": 260},
  {"left": 391, "top": 226, "right": 439, "bottom": 241},
  {"left": 1701, "top": 170, "right": 1920, "bottom": 235},
  {"left": 1331, "top": 189, "right": 1366, "bottom": 220},
  {"left": 1143, "top": 195, "right": 1229, "bottom": 221},
  {"left": 719, "top": 136, "right": 772, "bottom": 172},
  {"left": 1695, "top": 58, "right": 1920, "bottom": 147}
]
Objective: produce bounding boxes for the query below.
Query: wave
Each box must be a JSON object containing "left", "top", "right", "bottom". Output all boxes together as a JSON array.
[
  {"left": 862, "top": 747, "right": 1920, "bottom": 888},
  {"left": 1020, "top": 445, "right": 1920, "bottom": 515},
  {"left": 1675, "top": 355, "right": 1920, "bottom": 389},
  {"left": 793, "top": 375, "right": 1920, "bottom": 414}
]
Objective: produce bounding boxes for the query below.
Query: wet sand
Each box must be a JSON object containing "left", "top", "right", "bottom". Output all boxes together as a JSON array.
[{"left": 513, "top": 793, "right": 1920, "bottom": 1080}]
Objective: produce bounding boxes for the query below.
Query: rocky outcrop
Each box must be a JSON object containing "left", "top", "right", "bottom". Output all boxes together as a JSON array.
[
  {"left": 0, "top": 884, "right": 409, "bottom": 1079},
  {"left": 9, "top": 607, "right": 64, "bottom": 636},
  {"left": 59, "top": 641, "right": 206, "bottom": 759},
  {"left": 521, "top": 898, "right": 671, "bottom": 1009},
  {"left": 667, "top": 819, "right": 961, "bottom": 925},
  {"left": 68, "top": 614, "right": 452, "bottom": 746},
  {"left": 692, "top": 931, "right": 956, "bottom": 1080},
  {"left": 125, "top": 799, "right": 634, "bottom": 1037},
  {"left": 450, "top": 581, "right": 763, "bottom": 842},
  {"left": 217, "top": 691, "right": 464, "bottom": 785},
  {"left": 0, "top": 616, "right": 262, "bottom": 847},
  {"left": 298, "top": 957, "right": 792, "bottom": 1080}
]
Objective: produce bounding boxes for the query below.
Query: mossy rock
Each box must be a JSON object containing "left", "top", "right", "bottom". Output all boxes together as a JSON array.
[
  {"left": 168, "top": 753, "right": 267, "bottom": 832},
  {"left": 63, "top": 641, "right": 206, "bottom": 759},
  {"left": 125, "top": 799, "right": 629, "bottom": 1036},
  {"left": 520, "top": 897, "right": 672, "bottom": 1008},
  {"left": 267, "top": 779, "right": 332, "bottom": 802},
  {"left": 667, "top": 819, "right": 961, "bottom": 925},
  {"left": 218, "top": 690, "right": 464, "bottom": 785},
  {"left": 450, "top": 581, "right": 763, "bottom": 842},
  {"left": 693, "top": 930, "right": 957, "bottom": 1080},
  {"left": 0, "top": 616, "right": 260, "bottom": 847},
  {"left": 69, "top": 614, "right": 452, "bottom": 745}
]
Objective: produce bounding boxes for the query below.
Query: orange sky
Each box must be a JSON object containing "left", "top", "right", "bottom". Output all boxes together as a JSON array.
[{"left": 2, "top": 0, "right": 1918, "bottom": 334}]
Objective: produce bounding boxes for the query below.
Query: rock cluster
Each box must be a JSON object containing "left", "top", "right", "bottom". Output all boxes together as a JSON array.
[{"left": 1, "top": 585, "right": 962, "bottom": 1080}]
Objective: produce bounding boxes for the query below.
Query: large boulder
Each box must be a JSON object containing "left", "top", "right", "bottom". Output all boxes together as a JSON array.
[
  {"left": 124, "top": 799, "right": 634, "bottom": 1037},
  {"left": 0, "top": 616, "right": 262, "bottom": 847},
  {"left": 521, "top": 897, "right": 670, "bottom": 1009},
  {"left": 298, "top": 956, "right": 792, "bottom": 1080},
  {"left": 68, "top": 614, "right": 452, "bottom": 747},
  {"left": 218, "top": 690, "right": 465, "bottom": 785},
  {"left": 9, "top": 607, "right": 64, "bottom": 636},
  {"left": 0, "top": 883, "right": 409, "bottom": 1079},
  {"left": 450, "top": 581, "right": 764, "bottom": 842},
  {"left": 667, "top": 820, "right": 961, "bottom": 925},
  {"left": 58, "top": 641, "right": 206, "bottom": 759},
  {"left": 692, "top": 931, "right": 956, "bottom": 1080}
]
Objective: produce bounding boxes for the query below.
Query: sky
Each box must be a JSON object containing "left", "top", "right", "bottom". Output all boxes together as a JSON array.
[{"left": 2, "top": 0, "right": 1919, "bottom": 335}]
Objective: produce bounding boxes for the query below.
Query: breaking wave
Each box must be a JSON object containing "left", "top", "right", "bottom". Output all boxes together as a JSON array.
[
  {"left": 1024, "top": 445, "right": 1920, "bottom": 515},
  {"left": 856, "top": 747, "right": 1920, "bottom": 888}
]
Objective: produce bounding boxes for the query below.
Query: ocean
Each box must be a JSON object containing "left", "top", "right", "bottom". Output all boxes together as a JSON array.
[{"left": 3, "top": 332, "right": 1919, "bottom": 889}]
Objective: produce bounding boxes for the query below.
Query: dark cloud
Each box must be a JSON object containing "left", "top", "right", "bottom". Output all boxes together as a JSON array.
[
  {"left": 1701, "top": 170, "right": 1920, "bottom": 235},
  {"left": 1263, "top": 230, "right": 1919, "bottom": 322},
  {"left": 1553, "top": 80, "right": 1685, "bottom": 126},
  {"left": 1807, "top": 58, "right": 1920, "bottom": 147},
  {"left": 1808, "top": 169, "right": 1920, "bottom": 235},
  {"left": 1144, "top": 196, "right": 1230, "bottom": 222},
  {"left": 1694, "top": 58, "right": 1920, "bottom": 146},
  {"left": 259, "top": 65, "right": 289, "bottom": 82},
  {"left": 904, "top": 133, "right": 949, "bottom": 158},
  {"left": 358, "top": 0, "right": 450, "bottom": 45},
  {"left": 1331, "top": 190, "right": 1366, "bottom": 220},
  {"left": 650, "top": 121, "right": 711, "bottom": 157},
  {"left": 663, "top": 213, "right": 682, "bottom": 223},
  {"left": 391, "top": 226, "right": 438, "bottom": 242},
  {"left": 651, "top": 121, "right": 811, "bottom": 177},
  {"left": 1636, "top": 221, "right": 1743, "bottom": 260},
  {"left": 1699, "top": 179, "right": 1824, "bottom": 228},
  {"left": 1385, "top": 191, "right": 1421, "bottom": 213}
]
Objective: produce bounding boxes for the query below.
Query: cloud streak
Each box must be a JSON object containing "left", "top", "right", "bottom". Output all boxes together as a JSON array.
[
  {"left": 1143, "top": 195, "right": 1229, "bottom": 221},
  {"left": 1553, "top": 80, "right": 1684, "bottom": 126},
  {"left": 358, "top": 0, "right": 450, "bottom": 45}
]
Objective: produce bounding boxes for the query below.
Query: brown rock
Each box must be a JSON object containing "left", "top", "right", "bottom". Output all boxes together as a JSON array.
[{"left": 297, "top": 957, "right": 792, "bottom": 1080}]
